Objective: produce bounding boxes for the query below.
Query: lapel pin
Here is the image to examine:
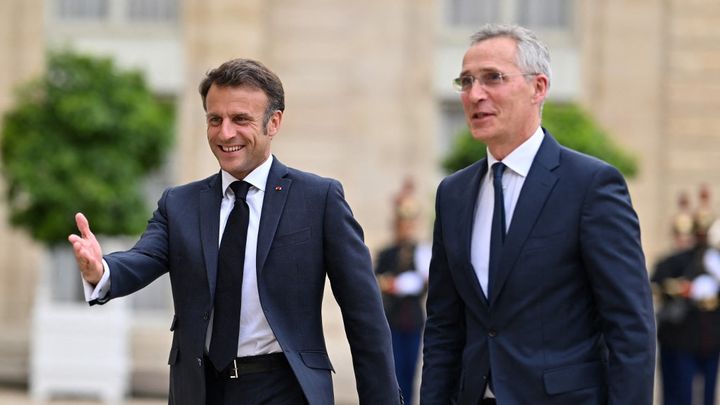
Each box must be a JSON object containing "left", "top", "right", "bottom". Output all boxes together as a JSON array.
[{"left": 275, "top": 186, "right": 283, "bottom": 191}]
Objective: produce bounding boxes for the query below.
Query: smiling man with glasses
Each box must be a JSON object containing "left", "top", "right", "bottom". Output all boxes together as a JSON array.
[{"left": 420, "top": 24, "right": 656, "bottom": 405}]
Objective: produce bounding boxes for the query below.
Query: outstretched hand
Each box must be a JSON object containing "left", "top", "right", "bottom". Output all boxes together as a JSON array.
[{"left": 68, "top": 212, "right": 104, "bottom": 285}]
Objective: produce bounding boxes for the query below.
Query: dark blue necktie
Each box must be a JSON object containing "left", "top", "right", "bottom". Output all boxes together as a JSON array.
[
  {"left": 208, "top": 181, "right": 251, "bottom": 372},
  {"left": 488, "top": 162, "right": 506, "bottom": 299}
]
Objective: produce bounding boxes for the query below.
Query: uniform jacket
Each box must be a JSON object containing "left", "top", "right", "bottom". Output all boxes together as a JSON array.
[
  {"left": 375, "top": 243, "right": 427, "bottom": 332},
  {"left": 653, "top": 246, "right": 720, "bottom": 354}
]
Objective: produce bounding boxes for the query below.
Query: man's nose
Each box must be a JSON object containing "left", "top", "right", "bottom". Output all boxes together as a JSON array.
[
  {"left": 466, "top": 81, "right": 488, "bottom": 102},
  {"left": 220, "top": 120, "right": 235, "bottom": 138}
]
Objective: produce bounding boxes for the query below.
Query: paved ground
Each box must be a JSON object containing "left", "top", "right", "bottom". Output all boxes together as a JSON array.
[
  {"left": 0, "top": 369, "right": 718, "bottom": 405},
  {"left": 0, "top": 385, "right": 163, "bottom": 405},
  {"left": 0, "top": 385, "right": 361, "bottom": 404},
  {"left": 0, "top": 295, "right": 366, "bottom": 405},
  {"left": 2, "top": 287, "right": 696, "bottom": 405}
]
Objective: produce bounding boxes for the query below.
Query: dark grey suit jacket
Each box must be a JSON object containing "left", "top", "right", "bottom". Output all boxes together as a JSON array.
[
  {"left": 421, "top": 131, "right": 656, "bottom": 405},
  {"left": 99, "top": 157, "right": 401, "bottom": 405}
]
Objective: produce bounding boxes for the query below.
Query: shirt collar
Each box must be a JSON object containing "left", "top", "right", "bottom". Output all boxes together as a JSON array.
[
  {"left": 220, "top": 155, "right": 274, "bottom": 196},
  {"left": 486, "top": 126, "right": 544, "bottom": 178}
]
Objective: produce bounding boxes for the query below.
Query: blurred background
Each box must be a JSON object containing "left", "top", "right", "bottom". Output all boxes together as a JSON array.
[{"left": 0, "top": 0, "right": 719, "bottom": 404}]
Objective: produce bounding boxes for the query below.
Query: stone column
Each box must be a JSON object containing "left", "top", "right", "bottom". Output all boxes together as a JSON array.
[
  {"left": 578, "top": 0, "right": 666, "bottom": 264},
  {"left": 175, "top": 2, "right": 436, "bottom": 402},
  {"left": 0, "top": 0, "right": 45, "bottom": 383},
  {"left": 266, "top": 0, "right": 437, "bottom": 250},
  {"left": 176, "top": 0, "right": 268, "bottom": 184}
]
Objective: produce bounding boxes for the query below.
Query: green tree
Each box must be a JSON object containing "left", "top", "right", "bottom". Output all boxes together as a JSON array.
[
  {"left": 442, "top": 102, "right": 638, "bottom": 176},
  {"left": 1, "top": 50, "right": 174, "bottom": 245}
]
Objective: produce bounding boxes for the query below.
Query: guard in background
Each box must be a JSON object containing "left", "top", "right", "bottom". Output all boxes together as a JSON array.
[
  {"left": 653, "top": 185, "right": 720, "bottom": 405},
  {"left": 375, "top": 178, "right": 430, "bottom": 405}
]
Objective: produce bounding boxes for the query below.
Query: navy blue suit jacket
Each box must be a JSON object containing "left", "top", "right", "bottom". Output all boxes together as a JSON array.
[
  {"left": 100, "top": 157, "right": 401, "bottom": 405},
  {"left": 421, "top": 131, "right": 656, "bottom": 404}
]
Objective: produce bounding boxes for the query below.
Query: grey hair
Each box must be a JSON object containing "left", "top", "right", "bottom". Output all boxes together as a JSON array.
[{"left": 470, "top": 24, "right": 552, "bottom": 89}]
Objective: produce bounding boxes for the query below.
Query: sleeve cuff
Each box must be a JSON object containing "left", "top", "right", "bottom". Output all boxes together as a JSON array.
[{"left": 82, "top": 259, "right": 111, "bottom": 302}]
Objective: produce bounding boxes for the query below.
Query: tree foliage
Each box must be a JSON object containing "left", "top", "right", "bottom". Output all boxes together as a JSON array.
[
  {"left": 1, "top": 50, "right": 174, "bottom": 245},
  {"left": 442, "top": 102, "right": 638, "bottom": 176}
]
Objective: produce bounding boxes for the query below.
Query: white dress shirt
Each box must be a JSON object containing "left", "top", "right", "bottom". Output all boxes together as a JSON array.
[
  {"left": 470, "top": 126, "right": 544, "bottom": 296},
  {"left": 84, "top": 155, "right": 281, "bottom": 357},
  {"left": 471, "top": 127, "right": 544, "bottom": 399},
  {"left": 212, "top": 155, "right": 281, "bottom": 356}
]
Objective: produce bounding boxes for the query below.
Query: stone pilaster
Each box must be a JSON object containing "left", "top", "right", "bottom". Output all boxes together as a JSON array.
[
  {"left": 0, "top": 0, "right": 45, "bottom": 383},
  {"left": 579, "top": 0, "right": 667, "bottom": 264}
]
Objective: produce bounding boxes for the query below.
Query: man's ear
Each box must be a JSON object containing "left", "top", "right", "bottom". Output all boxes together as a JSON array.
[
  {"left": 266, "top": 110, "right": 283, "bottom": 138},
  {"left": 532, "top": 74, "right": 549, "bottom": 104}
]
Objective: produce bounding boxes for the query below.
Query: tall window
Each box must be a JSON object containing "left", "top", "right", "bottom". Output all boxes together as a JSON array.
[
  {"left": 517, "top": 0, "right": 570, "bottom": 29},
  {"left": 447, "top": 0, "right": 499, "bottom": 26},
  {"left": 53, "top": 0, "right": 179, "bottom": 23},
  {"left": 56, "top": 0, "right": 109, "bottom": 20},
  {"left": 127, "top": 0, "right": 178, "bottom": 22},
  {"left": 445, "top": 0, "right": 572, "bottom": 30}
]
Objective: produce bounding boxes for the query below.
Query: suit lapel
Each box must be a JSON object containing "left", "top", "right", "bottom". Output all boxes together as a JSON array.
[
  {"left": 490, "top": 131, "right": 560, "bottom": 306},
  {"left": 453, "top": 159, "right": 490, "bottom": 306},
  {"left": 256, "top": 157, "right": 291, "bottom": 274},
  {"left": 200, "top": 174, "right": 223, "bottom": 301}
]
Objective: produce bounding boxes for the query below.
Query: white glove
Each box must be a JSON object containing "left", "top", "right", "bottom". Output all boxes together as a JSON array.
[
  {"left": 394, "top": 271, "right": 425, "bottom": 296},
  {"left": 704, "top": 248, "right": 720, "bottom": 280},
  {"left": 690, "top": 274, "right": 719, "bottom": 301}
]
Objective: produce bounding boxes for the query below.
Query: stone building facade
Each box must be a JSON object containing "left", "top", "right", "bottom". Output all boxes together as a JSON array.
[
  {"left": 0, "top": 0, "right": 45, "bottom": 385},
  {"left": 579, "top": 0, "right": 720, "bottom": 261},
  {"left": 0, "top": 0, "right": 719, "bottom": 400}
]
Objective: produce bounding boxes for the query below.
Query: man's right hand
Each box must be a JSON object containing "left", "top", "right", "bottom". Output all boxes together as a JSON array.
[{"left": 68, "top": 212, "right": 104, "bottom": 285}]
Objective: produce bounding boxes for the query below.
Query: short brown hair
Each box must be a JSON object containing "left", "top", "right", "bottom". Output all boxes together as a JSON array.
[{"left": 199, "top": 58, "right": 285, "bottom": 127}]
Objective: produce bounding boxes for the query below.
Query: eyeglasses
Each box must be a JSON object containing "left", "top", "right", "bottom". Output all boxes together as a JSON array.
[{"left": 452, "top": 71, "right": 539, "bottom": 92}]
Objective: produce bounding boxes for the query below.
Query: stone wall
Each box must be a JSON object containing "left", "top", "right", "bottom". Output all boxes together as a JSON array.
[
  {"left": 178, "top": 0, "right": 438, "bottom": 251},
  {"left": 580, "top": 0, "right": 720, "bottom": 266},
  {"left": 0, "top": 0, "right": 45, "bottom": 384}
]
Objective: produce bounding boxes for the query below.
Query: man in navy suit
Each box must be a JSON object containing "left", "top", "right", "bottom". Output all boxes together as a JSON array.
[
  {"left": 420, "top": 24, "right": 656, "bottom": 404},
  {"left": 69, "top": 58, "right": 402, "bottom": 405}
]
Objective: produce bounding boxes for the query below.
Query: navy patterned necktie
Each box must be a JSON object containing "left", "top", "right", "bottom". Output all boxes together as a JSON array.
[
  {"left": 488, "top": 162, "right": 506, "bottom": 299},
  {"left": 208, "top": 180, "right": 251, "bottom": 372}
]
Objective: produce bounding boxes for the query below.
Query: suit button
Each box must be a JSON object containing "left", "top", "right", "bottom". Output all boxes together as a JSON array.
[
  {"left": 488, "top": 329, "right": 497, "bottom": 337},
  {"left": 203, "top": 312, "right": 209, "bottom": 321},
  {"left": 196, "top": 357, "right": 203, "bottom": 367}
]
